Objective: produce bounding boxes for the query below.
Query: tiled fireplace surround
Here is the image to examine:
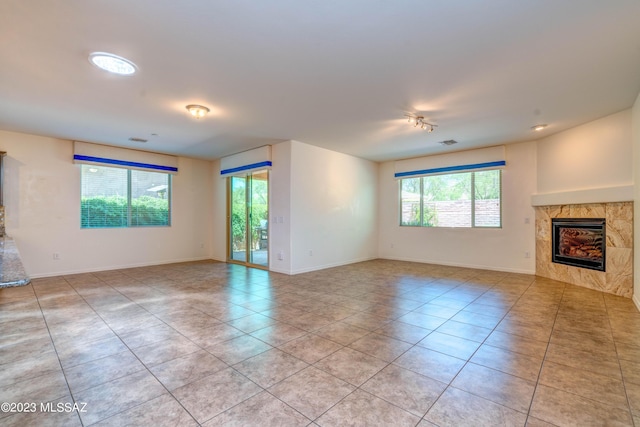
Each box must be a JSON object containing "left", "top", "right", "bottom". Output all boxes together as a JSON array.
[{"left": 535, "top": 202, "right": 633, "bottom": 298}]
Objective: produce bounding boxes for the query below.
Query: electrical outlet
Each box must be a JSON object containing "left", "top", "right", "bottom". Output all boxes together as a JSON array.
[
  {"left": 278, "top": 251, "right": 284, "bottom": 261},
  {"left": 524, "top": 251, "right": 530, "bottom": 259},
  {"left": 53, "top": 253, "right": 60, "bottom": 260},
  {"left": 309, "top": 250, "right": 313, "bottom": 256}
]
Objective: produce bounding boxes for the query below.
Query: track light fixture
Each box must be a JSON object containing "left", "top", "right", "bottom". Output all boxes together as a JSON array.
[{"left": 405, "top": 114, "right": 437, "bottom": 132}]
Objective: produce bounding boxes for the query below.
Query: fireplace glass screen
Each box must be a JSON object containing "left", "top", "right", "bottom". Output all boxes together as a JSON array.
[{"left": 551, "top": 218, "right": 605, "bottom": 272}]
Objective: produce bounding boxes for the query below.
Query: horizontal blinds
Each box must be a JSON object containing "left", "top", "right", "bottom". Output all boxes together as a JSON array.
[
  {"left": 73, "top": 141, "right": 178, "bottom": 174},
  {"left": 220, "top": 145, "right": 272, "bottom": 177},
  {"left": 394, "top": 145, "right": 506, "bottom": 179}
]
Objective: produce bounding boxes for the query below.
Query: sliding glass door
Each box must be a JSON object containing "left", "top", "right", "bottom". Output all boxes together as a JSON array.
[{"left": 228, "top": 170, "right": 269, "bottom": 268}]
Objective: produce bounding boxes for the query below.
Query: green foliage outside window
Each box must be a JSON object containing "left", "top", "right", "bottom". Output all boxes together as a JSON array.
[{"left": 81, "top": 196, "right": 169, "bottom": 228}]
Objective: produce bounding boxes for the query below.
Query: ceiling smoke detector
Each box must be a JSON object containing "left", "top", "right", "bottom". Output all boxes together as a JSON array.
[{"left": 439, "top": 140, "right": 458, "bottom": 146}]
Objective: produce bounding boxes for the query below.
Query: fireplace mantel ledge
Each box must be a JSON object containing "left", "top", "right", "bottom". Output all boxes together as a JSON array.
[{"left": 531, "top": 185, "right": 633, "bottom": 207}]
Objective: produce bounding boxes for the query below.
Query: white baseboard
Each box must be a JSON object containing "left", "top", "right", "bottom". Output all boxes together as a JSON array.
[
  {"left": 379, "top": 255, "right": 536, "bottom": 275},
  {"left": 28, "top": 256, "right": 215, "bottom": 279}
]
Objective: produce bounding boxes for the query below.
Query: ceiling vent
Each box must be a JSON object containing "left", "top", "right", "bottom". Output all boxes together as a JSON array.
[
  {"left": 439, "top": 139, "right": 458, "bottom": 146},
  {"left": 128, "top": 137, "right": 148, "bottom": 143}
]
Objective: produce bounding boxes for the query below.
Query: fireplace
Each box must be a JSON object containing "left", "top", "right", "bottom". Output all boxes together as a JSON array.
[{"left": 552, "top": 218, "right": 605, "bottom": 272}]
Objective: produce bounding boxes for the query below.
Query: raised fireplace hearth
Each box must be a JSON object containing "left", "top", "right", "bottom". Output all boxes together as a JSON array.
[{"left": 552, "top": 218, "right": 605, "bottom": 272}]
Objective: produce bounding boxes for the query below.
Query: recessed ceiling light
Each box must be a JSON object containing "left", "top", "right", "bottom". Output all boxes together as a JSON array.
[
  {"left": 531, "top": 124, "right": 548, "bottom": 131},
  {"left": 89, "top": 52, "right": 137, "bottom": 75}
]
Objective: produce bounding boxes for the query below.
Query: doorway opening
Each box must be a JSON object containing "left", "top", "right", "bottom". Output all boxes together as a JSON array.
[{"left": 227, "top": 170, "right": 269, "bottom": 269}]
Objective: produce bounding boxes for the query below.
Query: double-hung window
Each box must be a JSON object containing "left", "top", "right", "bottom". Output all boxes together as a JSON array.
[
  {"left": 400, "top": 169, "right": 501, "bottom": 228},
  {"left": 80, "top": 165, "right": 171, "bottom": 228}
]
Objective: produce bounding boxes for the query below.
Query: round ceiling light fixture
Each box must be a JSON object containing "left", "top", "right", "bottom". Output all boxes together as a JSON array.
[
  {"left": 185, "top": 104, "right": 210, "bottom": 119},
  {"left": 89, "top": 52, "right": 137, "bottom": 75},
  {"left": 531, "top": 124, "right": 548, "bottom": 131}
]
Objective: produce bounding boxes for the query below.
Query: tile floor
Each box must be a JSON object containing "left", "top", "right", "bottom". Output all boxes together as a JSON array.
[{"left": 1, "top": 259, "right": 640, "bottom": 426}]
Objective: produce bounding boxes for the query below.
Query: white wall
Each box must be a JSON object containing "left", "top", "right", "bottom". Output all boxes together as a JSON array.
[
  {"left": 288, "top": 141, "right": 378, "bottom": 274},
  {"left": 536, "top": 109, "right": 633, "bottom": 202},
  {"left": 632, "top": 94, "right": 640, "bottom": 308},
  {"left": 269, "top": 141, "right": 293, "bottom": 274},
  {"left": 378, "top": 141, "right": 537, "bottom": 274},
  {"left": 1, "top": 130, "right": 214, "bottom": 277},
  {"left": 210, "top": 158, "right": 227, "bottom": 262}
]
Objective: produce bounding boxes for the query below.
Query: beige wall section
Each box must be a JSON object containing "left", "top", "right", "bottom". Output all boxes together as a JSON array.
[
  {"left": 210, "top": 158, "right": 227, "bottom": 263},
  {"left": 377, "top": 141, "right": 537, "bottom": 274},
  {"left": 289, "top": 140, "right": 378, "bottom": 274},
  {"left": 0, "top": 130, "right": 214, "bottom": 277},
  {"left": 536, "top": 109, "right": 633, "bottom": 196}
]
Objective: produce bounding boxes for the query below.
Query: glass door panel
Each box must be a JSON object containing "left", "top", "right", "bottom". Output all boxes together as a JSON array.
[
  {"left": 229, "top": 176, "right": 247, "bottom": 262},
  {"left": 227, "top": 170, "right": 269, "bottom": 268},
  {"left": 249, "top": 171, "right": 268, "bottom": 267}
]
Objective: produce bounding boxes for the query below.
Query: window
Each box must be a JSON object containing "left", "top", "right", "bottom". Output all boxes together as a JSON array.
[
  {"left": 81, "top": 165, "right": 171, "bottom": 228},
  {"left": 400, "top": 169, "right": 501, "bottom": 228}
]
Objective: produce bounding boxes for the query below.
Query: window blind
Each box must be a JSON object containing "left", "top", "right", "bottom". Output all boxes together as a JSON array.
[
  {"left": 394, "top": 145, "right": 506, "bottom": 179},
  {"left": 73, "top": 141, "right": 178, "bottom": 174},
  {"left": 220, "top": 145, "right": 272, "bottom": 177}
]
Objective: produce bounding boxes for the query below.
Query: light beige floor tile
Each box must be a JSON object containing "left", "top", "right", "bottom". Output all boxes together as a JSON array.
[
  {"left": 530, "top": 384, "right": 633, "bottom": 426},
  {"left": 436, "top": 320, "right": 493, "bottom": 343},
  {"left": 206, "top": 334, "right": 272, "bottom": 364},
  {"left": 93, "top": 394, "right": 198, "bottom": 427},
  {"left": 314, "top": 321, "right": 370, "bottom": 345},
  {"left": 471, "top": 344, "right": 543, "bottom": 382},
  {"left": 397, "top": 311, "right": 448, "bottom": 329},
  {"left": 538, "top": 361, "right": 628, "bottom": 410},
  {"left": 149, "top": 349, "right": 228, "bottom": 390},
  {"left": 278, "top": 333, "right": 342, "bottom": 364},
  {"left": 204, "top": 391, "right": 310, "bottom": 426},
  {"left": 63, "top": 350, "right": 145, "bottom": 394},
  {"left": 269, "top": 366, "right": 355, "bottom": 419},
  {"left": 315, "top": 347, "right": 388, "bottom": 386},
  {"left": 75, "top": 370, "right": 166, "bottom": 425},
  {"left": 348, "top": 332, "right": 412, "bottom": 362},
  {"left": 374, "top": 320, "right": 432, "bottom": 344},
  {"left": 361, "top": 364, "right": 446, "bottom": 417},
  {"left": 317, "top": 389, "right": 420, "bottom": 427},
  {"left": 452, "top": 363, "right": 536, "bottom": 413},
  {"left": 394, "top": 346, "right": 466, "bottom": 384},
  {"left": 249, "top": 323, "right": 307, "bottom": 346},
  {"left": 131, "top": 335, "right": 200, "bottom": 366},
  {"left": 172, "top": 367, "right": 262, "bottom": 424},
  {"left": 233, "top": 348, "right": 308, "bottom": 388},
  {"left": 544, "top": 341, "right": 621, "bottom": 379},
  {"left": 425, "top": 387, "right": 527, "bottom": 427},
  {"left": 417, "top": 331, "right": 481, "bottom": 360},
  {"left": 484, "top": 330, "right": 549, "bottom": 359}
]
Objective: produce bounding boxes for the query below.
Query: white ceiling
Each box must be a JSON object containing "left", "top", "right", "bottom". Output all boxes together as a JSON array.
[{"left": 1, "top": 1, "right": 640, "bottom": 162}]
